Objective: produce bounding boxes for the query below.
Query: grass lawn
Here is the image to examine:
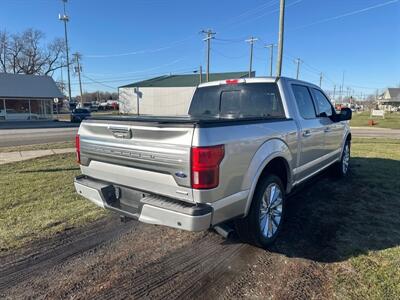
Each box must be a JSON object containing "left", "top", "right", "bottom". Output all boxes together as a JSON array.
[
  {"left": 0, "top": 153, "right": 106, "bottom": 252},
  {"left": 331, "top": 138, "right": 400, "bottom": 299},
  {"left": 0, "top": 141, "right": 75, "bottom": 153},
  {"left": 351, "top": 111, "right": 400, "bottom": 129},
  {"left": 0, "top": 138, "right": 399, "bottom": 299}
]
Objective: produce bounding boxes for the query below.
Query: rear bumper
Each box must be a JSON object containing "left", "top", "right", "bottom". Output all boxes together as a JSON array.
[{"left": 74, "top": 175, "right": 212, "bottom": 231}]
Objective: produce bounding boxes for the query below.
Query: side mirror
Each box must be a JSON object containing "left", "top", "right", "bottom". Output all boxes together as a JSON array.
[{"left": 338, "top": 107, "right": 352, "bottom": 121}]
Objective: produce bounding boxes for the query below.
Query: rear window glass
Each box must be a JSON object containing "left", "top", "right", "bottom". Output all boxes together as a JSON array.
[{"left": 188, "top": 83, "right": 285, "bottom": 119}]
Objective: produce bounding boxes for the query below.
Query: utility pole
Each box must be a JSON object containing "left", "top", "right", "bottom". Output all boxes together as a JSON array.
[
  {"left": 319, "top": 72, "right": 323, "bottom": 88},
  {"left": 59, "top": 0, "right": 72, "bottom": 103},
  {"left": 276, "top": 0, "right": 285, "bottom": 77},
  {"left": 264, "top": 44, "right": 274, "bottom": 76},
  {"left": 73, "top": 52, "right": 83, "bottom": 105},
  {"left": 333, "top": 85, "right": 336, "bottom": 102},
  {"left": 199, "top": 65, "right": 203, "bottom": 84},
  {"left": 134, "top": 87, "right": 140, "bottom": 115},
  {"left": 59, "top": 61, "right": 65, "bottom": 95},
  {"left": 340, "top": 71, "right": 345, "bottom": 102},
  {"left": 201, "top": 29, "right": 216, "bottom": 82},
  {"left": 295, "top": 58, "right": 302, "bottom": 79},
  {"left": 246, "top": 37, "right": 258, "bottom": 77}
]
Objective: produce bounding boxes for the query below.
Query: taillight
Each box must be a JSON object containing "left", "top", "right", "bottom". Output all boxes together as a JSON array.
[
  {"left": 191, "top": 145, "right": 224, "bottom": 189},
  {"left": 75, "top": 134, "right": 81, "bottom": 164}
]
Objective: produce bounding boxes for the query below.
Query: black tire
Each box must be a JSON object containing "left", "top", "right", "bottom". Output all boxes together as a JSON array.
[
  {"left": 333, "top": 139, "right": 351, "bottom": 177},
  {"left": 235, "top": 174, "right": 286, "bottom": 248}
]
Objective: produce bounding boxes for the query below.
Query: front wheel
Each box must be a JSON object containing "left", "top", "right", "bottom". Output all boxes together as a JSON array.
[
  {"left": 235, "top": 174, "right": 286, "bottom": 248},
  {"left": 333, "top": 140, "right": 351, "bottom": 177}
]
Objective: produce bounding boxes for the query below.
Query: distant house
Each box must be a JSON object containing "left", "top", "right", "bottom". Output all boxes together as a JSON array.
[
  {"left": 0, "top": 73, "right": 63, "bottom": 121},
  {"left": 118, "top": 71, "right": 255, "bottom": 115},
  {"left": 378, "top": 88, "right": 400, "bottom": 111}
]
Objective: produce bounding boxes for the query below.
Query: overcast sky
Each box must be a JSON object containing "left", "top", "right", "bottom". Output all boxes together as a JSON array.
[{"left": 1, "top": 0, "right": 399, "bottom": 96}]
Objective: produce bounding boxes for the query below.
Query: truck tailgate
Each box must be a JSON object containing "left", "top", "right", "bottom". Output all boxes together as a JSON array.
[{"left": 77, "top": 119, "right": 195, "bottom": 202}]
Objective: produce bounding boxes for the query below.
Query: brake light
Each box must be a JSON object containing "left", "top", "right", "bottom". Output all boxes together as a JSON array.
[
  {"left": 75, "top": 134, "right": 81, "bottom": 164},
  {"left": 191, "top": 145, "right": 224, "bottom": 189},
  {"left": 226, "top": 79, "right": 239, "bottom": 85}
]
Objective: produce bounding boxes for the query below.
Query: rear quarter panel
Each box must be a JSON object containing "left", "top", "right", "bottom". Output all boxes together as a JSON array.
[{"left": 192, "top": 119, "right": 298, "bottom": 204}]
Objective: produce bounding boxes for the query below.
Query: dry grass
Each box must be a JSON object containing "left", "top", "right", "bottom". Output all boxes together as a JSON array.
[
  {"left": 0, "top": 153, "right": 106, "bottom": 251},
  {"left": 351, "top": 111, "right": 400, "bottom": 129},
  {"left": 0, "top": 141, "right": 74, "bottom": 153},
  {"left": 331, "top": 138, "right": 400, "bottom": 299}
]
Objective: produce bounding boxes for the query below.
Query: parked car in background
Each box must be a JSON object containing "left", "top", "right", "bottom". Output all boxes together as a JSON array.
[
  {"left": 70, "top": 108, "right": 91, "bottom": 123},
  {"left": 0, "top": 109, "right": 39, "bottom": 120},
  {"left": 74, "top": 77, "right": 352, "bottom": 248},
  {"left": 97, "top": 100, "right": 119, "bottom": 111},
  {"left": 81, "top": 102, "right": 93, "bottom": 111}
]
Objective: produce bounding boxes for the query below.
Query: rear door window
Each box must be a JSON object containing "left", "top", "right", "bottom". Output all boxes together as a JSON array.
[
  {"left": 291, "top": 85, "right": 317, "bottom": 119},
  {"left": 189, "top": 83, "right": 285, "bottom": 119}
]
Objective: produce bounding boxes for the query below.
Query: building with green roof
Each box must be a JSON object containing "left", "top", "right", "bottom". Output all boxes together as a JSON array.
[{"left": 118, "top": 71, "right": 254, "bottom": 115}]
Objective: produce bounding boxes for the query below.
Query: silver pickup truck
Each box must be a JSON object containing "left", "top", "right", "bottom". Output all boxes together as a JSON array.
[{"left": 74, "top": 77, "right": 352, "bottom": 248}]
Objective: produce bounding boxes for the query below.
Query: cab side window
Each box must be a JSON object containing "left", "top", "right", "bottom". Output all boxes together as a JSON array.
[
  {"left": 291, "top": 84, "right": 316, "bottom": 119},
  {"left": 311, "top": 88, "right": 334, "bottom": 118}
]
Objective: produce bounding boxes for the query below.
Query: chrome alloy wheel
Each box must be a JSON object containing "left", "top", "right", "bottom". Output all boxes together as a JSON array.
[
  {"left": 342, "top": 144, "right": 350, "bottom": 174},
  {"left": 259, "top": 183, "right": 283, "bottom": 238}
]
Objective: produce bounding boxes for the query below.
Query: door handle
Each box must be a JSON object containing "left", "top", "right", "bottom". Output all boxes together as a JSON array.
[{"left": 303, "top": 130, "right": 311, "bottom": 137}]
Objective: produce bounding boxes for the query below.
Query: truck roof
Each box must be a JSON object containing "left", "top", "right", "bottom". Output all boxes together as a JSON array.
[{"left": 198, "top": 76, "right": 320, "bottom": 89}]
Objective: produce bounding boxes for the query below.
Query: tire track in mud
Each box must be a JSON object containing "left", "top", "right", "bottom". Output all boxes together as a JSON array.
[
  {"left": 1, "top": 215, "right": 331, "bottom": 300},
  {"left": 94, "top": 234, "right": 253, "bottom": 300},
  {"left": 0, "top": 216, "right": 134, "bottom": 292}
]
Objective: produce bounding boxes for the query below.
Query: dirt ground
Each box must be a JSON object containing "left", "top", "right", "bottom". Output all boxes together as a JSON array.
[
  {"left": 1, "top": 182, "right": 334, "bottom": 300},
  {"left": 1, "top": 153, "right": 399, "bottom": 299},
  {"left": 0, "top": 214, "right": 330, "bottom": 300}
]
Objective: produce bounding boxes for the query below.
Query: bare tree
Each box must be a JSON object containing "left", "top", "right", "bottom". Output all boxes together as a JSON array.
[
  {"left": 0, "top": 28, "right": 65, "bottom": 76},
  {"left": 76, "top": 91, "right": 118, "bottom": 103}
]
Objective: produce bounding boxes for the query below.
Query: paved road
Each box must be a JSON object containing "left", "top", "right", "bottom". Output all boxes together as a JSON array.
[
  {"left": 1, "top": 125, "right": 399, "bottom": 148},
  {"left": 0, "top": 120, "right": 78, "bottom": 130},
  {"left": 351, "top": 127, "right": 400, "bottom": 139},
  {"left": 0, "top": 127, "right": 78, "bottom": 147}
]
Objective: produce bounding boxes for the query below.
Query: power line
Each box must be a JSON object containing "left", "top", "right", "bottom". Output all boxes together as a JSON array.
[
  {"left": 226, "top": 0, "right": 301, "bottom": 30},
  {"left": 86, "top": 35, "right": 196, "bottom": 58},
  {"left": 218, "top": 0, "right": 279, "bottom": 29},
  {"left": 85, "top": 58, "right": 186, "bottom": 77},
  {"left": 211, "top": 48, "right": 247, "bottom": 60},
  {"left": 77, "top": 68, "right": 199, "bottom": 87},
  {"left": 82, "top": 74, "right": 118, "bottom": 89},
  {"left": 214, "top": 37, "right": 248, "bottom": 44},
  {"left": 291, "top": 0, "right": 399, "bottom": 30}
]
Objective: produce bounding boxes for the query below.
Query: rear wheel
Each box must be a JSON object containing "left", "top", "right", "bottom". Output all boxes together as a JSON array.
[{"left": 235, "top": 174, "right": 285, "bottom": 248}]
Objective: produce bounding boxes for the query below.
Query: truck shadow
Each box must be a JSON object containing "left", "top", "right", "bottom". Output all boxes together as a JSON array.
[{"left": 269, "top": 157, "right": 400, "bottom": 263}]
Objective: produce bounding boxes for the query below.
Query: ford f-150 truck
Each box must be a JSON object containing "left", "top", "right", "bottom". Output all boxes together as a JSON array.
[{"left": 74, "top": 77, "right": 352, "bottom": 248}]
